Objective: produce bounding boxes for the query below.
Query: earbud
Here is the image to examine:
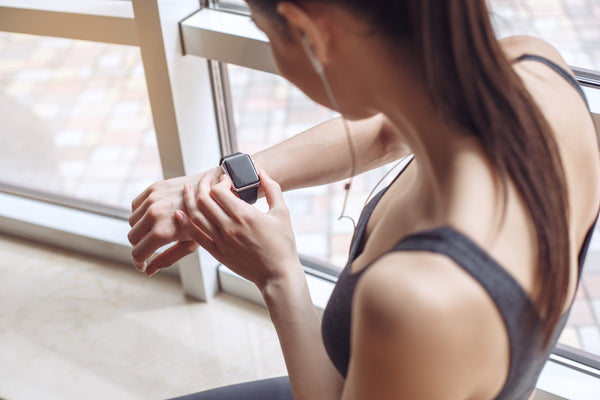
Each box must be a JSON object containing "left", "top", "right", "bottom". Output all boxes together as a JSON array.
[{"left": 301, "top": 34, "right": 324, "bottom": 75}]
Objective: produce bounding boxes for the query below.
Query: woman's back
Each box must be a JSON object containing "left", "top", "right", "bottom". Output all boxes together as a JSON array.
[
  {"left": 350, "top": 35, "right": 599, "bottom": 301},
  {"left": 327, "top": 36, "right": 600, "bottom": 399},
  {"left": 503, "top": 36, "right": 600, "bottom": 306}
]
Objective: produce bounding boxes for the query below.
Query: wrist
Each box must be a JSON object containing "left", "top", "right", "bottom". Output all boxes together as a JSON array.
[
  {"left": 250, "top": 153, "right": 266, "bottom": 199},
  {"left": 260, "top": 261, "right": 305, "bottom": 309},
  {"left": 207, "top": 165, "right": 224, "bottom": 180}
]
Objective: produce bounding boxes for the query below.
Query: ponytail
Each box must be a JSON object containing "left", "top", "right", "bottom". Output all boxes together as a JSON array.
[{"left": 416, "top": 0, "right": 570, "bottom": 345}]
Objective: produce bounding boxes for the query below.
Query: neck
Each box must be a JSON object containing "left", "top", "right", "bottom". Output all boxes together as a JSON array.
[
  {"left": 325, "top": 29, "right": 485, "bottom": 220},
  {"left": 361, "top": 47, "right": 474, "bottom": 212}
]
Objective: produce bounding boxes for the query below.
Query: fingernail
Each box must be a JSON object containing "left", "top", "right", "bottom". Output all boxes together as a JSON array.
[
  {"left": 174, "top": 210, "right": 184, "bottom": 221},
  {"left": 183, "top": 184, "right": 190, "bottom": 193},
  {"left": 134, "top": 261, "right": 146, "bottom": 272}
]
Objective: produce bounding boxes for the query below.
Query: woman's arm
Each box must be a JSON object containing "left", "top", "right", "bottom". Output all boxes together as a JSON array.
[
  {"left": 174, "top": 170, "right": 345, "bottom": 399},
  {"left": 262, "top": 253, "right": 504, "bottom": 400},
  {"left": 253, "top": 113, "right": 408, "bottom": 192},
  {"left": 128, "top": 113, "right": 408, "bottom": 272}
]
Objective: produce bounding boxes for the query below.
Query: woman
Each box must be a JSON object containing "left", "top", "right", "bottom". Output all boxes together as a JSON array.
[{"left": 127, "top": 1, "right": 599, "bottom": 399}]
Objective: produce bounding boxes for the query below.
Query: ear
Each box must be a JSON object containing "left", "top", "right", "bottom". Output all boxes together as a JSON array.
[{"left": 276, "top": 2, "right": 330, "bottom": 66}]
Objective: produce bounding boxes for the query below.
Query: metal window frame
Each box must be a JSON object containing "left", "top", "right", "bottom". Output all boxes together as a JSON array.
[
  {"left": 210, "top": 0, "right": 249, "bottom": 16},
  {"left": 553, "top": 345, "right": 600, "bottom": 377},
  {"left": 208, "top": 59, "right": 239, "bottom": 155},
  {"left": 574, "top": 67, "right": 600, "bottom": 89}
]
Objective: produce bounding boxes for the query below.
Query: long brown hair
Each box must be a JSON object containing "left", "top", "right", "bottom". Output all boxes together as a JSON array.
[
  {"left": 420, "top": 1, "right": 569, "bottom": 346},
  {"left": 250, "top": 0, "right": 570, "bottom": 345}
]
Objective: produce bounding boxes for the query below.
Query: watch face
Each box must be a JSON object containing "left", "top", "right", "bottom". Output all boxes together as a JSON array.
[{"left": 223, "top": 154, "right": 259, "bottom": 189}]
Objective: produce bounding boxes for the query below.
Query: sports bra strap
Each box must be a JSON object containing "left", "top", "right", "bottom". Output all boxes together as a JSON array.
[{"left": 516, "top": 54, "right": 588, "bottom": 105}]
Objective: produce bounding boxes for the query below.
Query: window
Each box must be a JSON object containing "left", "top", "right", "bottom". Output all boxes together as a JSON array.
[
  {"left": 0, "top": 32, "right": 162, "bottom": 217},
  {"left": 0, "top": 0, "right": 216, "bottom": 300},
  {"left": 490, "top": 0, "right": 600, "bottom": 71},
  {"left": 0, "top": 1, "right": 599, "bottom": 397}
]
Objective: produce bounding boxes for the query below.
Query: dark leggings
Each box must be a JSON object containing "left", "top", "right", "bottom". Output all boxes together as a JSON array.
[{"left": 168, "top": 376, "right": 293, "bottom": 400}]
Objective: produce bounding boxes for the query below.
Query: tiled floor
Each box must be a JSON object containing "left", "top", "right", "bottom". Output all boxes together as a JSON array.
[
  {"left": 0, "top": 233, "right": 287, "bottom": 400},
  {"left": 1, "top": 0, "right": 600, "bottom": 361}
]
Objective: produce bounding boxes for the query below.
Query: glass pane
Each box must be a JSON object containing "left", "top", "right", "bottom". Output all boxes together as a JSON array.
[
  {"left": 228, "top": 65, "right": 399, "bottom": 268},
  {"left": 0, "top": 32, "right": 162, "bottom": 213},
  {"left": 489, "top": 0, "right": 600, "bottom": 71}
]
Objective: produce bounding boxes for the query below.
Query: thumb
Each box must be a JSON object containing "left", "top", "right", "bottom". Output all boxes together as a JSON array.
[{"left": 259, "top": 169, "right": 285, "bottom": 210}]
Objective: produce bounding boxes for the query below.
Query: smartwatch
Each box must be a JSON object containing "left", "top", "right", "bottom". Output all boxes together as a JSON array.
[{"left": 219, "top": 152, "right": 260, "bottom": 204}]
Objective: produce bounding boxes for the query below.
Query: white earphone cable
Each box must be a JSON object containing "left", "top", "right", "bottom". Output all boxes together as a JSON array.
[{"left": 303, "top": 34, "right": 411, "bottom": 231}]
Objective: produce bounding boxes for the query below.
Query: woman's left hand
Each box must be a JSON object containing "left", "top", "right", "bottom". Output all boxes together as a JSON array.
[{"left": 165, "top": 169, "right": 301, "bottom": 290}]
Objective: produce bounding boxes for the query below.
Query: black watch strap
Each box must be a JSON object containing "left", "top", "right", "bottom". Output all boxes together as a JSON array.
[{"left": 238, "top": 186, "right": 259, "bottom": 204}]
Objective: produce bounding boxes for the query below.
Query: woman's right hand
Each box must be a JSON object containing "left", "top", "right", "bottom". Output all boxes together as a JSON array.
[{"left": 127, "top": 167, "right": 223, "bottom": 273}]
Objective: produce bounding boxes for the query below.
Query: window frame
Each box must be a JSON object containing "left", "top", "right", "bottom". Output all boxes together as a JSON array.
[
  {"left": 0, "top": 2, "right": 599, "bottom": 398},
  {"left": 0, "top": 0, "right": 222, "bottom": 301}
]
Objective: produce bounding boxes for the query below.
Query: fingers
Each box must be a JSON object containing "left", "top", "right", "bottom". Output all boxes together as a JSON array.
[
  {"left": 129, "top": 197, "right": 150, "bottom": 228},
  {"left": 135, "top": 170, "right": 286, "bottom": 278},
  {"left": 131, "top": 230, "right": 175, "bottom": 271},
  {"left": 129, "top": 173, "right": 226, "bottom": 274},
  {"left": 131, "top": 186, "right": 150, "bottom": 214},
  {"left": 184, "top": 175, "right": 231, "bottom": 234},
  {"left": 207, "top": 174, "right": 250, "bottom": 218},
  {"left": 174, "top": 210, "right": 216, "bottom": 254},
  {"left": 127, "top": 211, "right": 153, "bottom": 246},
  {"left": 259, "top": 169, "right": 285, "bottom": 211},
  {"left": 182, "top": 184, "right": 214, "bottom": 235},
  {"left": 201, "top": 170, "right": 286, "bottom": 220},
  {"left": 145, "top": 240, "right": 199, "bottom": 276}
]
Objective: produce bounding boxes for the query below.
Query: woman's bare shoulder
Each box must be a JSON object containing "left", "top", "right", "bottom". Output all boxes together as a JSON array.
[
  {"left": 346, "top": 251, "right": 509, "bottom": 399},
  {"left": 499, "top": 35, "right": 570, "bottom": 71},
  {"left": 499, "top": 37, "right": 600, "bottom": 242}
]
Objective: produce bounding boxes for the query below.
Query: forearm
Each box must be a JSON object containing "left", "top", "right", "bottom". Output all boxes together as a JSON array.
[
  {"left": 261, "top": 268, "right": 344, "bottom": 400},
  {"left": 253, "top": 114, "right": 408, "bottom": 193},
  {"left": 128, "top": 114, "right": 407, "bottom": 272}
]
